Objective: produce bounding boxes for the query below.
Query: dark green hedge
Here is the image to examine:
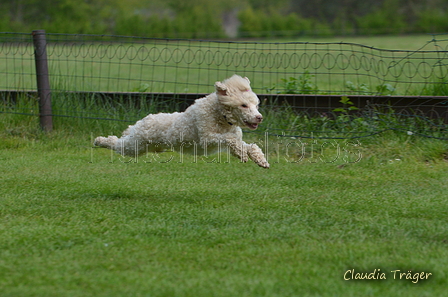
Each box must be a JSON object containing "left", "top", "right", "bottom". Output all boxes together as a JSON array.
[{"left": 1, "top": 0, "right": 448, "bottom": 38}]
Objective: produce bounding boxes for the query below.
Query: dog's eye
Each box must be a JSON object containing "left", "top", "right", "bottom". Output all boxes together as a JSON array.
[{"left": 241, "top": 104, "right": 248, "bottom": 108}]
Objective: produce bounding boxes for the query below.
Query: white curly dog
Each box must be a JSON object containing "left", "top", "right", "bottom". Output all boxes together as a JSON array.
[{"left": 94, "top": 75, "right": 269, "bottom": 168}]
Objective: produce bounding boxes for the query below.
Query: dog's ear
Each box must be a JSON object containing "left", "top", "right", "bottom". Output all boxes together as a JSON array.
[
  {"left": 244, "top": 77, "right": 251, "bottom": 85},
  {"left": 215, "top": 81, "right": 228, "bottom": 96}
]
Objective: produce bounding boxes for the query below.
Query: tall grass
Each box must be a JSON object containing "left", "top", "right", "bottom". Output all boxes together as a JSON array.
[{"left": 2, "top": 92, "right": 447, "bottom": 167}]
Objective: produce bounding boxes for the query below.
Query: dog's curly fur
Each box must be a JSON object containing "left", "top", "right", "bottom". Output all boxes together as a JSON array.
[{"left": 93, "top": 75, "right": 269, "bottom": 168}]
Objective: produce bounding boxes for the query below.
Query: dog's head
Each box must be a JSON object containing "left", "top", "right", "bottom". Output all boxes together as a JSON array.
[{"left": 215, "top": 75, "right": 263, "bottom": 130}]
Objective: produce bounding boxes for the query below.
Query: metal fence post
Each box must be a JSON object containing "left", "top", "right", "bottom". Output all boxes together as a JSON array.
[{"left": 32, "top": 30, "right": 53, "bottom": 132}]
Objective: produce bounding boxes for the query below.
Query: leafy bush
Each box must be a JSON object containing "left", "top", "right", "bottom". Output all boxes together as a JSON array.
[
  {"left": 419, "top": 77, "right": 448, "bottom": 96},
  {"left": 415, "top": 9, "right": 448, "bottom": 33},
  {"left": 356, "top": 1, "right": 407, "bottom": 35},
  {"left": 174, "top": 7, "right": 225, "bottom": 39},
  {"left": 375, "top": 84, "right": 396, "bottom": 96},
  {"left": 115, "top": 7, "right": 224, "bottom": 38},
  {"left": 5, "top": 0, "right": 448, "bottom": 38},
  {"left": 238, "top": 9, "right": 322, "bottom": 38},
  {"left": 345, "top": 81, "right": 370, "bottom": 95},
  {"left": 284, "top": 13, "right": 313, "bottom": 37},
  {"left": 238, "top": 7, "right": 264, "bottom": 38},
  {"left": 266, "top": 72, "right": 319, "bottom": 94}
]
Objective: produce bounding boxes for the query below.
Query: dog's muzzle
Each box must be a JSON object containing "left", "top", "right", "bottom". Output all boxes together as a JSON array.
[{"left": 244, "top": 115, "right": 263, "bottom": 130}]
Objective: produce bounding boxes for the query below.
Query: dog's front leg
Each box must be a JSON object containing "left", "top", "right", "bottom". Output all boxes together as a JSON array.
[
  {"left": 225, "top": 139, "right": 270, "bottom": 168},
  {"left": 246, "top": 143, "right": 270, "bottom": 168},
  {"left": 218, "top": 138, "right": 248, "bottom": 163},
  {"left": 199, "top": 136, "right": 248, "bottom": 162},
  {"left": 201, "top": 134, "right": 268, "bottom": 168}
]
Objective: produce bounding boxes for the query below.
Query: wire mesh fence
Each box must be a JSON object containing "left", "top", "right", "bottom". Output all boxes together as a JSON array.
[{"left": 0, "top": 32, "right": 447, "bottom": 139}]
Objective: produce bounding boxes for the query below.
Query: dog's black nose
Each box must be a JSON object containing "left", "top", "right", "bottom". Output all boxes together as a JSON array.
[{"left": 256, "top": 115, "right": 263, "bottom": 122}]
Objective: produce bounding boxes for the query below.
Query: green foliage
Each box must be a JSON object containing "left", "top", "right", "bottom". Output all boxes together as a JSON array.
[
  {"left": 115, "top": 14, "right": 148, "bottom": 37},
  {"left": 310, "top": 21, "right": 334, "bottom": 37},
  {"left": 267, "top": 72, "right": 319, "bottom": 94},
  {"left": 331, "top": 96, "right": 361, "bottom": 127},
  {"left": 285, "top": 13, "right": 313, "bottom": 36},
  {"left": 3, "top": 0, "right": 448, "bottom": 37},
  {"left": 345, "top": 81, "right": 370, "bottom": 95},
  {"left": 115, "top": 14, "right": 175, "bottom": 38},
  {"left": 415, "top": 9, "right": 448, "bottom": 33},
  {"left": 280, "top": 77, "right": 302, "bottom": 94},
  {"left": 376, "top": 83, "right": 396, "bottom": 95},
  {"left": 238, "top": 8, "right": 317, "bottom": 38},
  {"left": 419, "top": 78, "right": 448, "bottom": 96},
  {"left": 174, "top": 7, "right": 225, "bottom": 39},
  {"left": 238, "top": 7, "right": 263, "bottom": 38},
  {"left": 273, "top": 73, "right": 411, "bottom": 99},
  {"left": 115, "top": 6, "right": 224, "bottom": 38},
  {"left": 333, "top": 96, "right": 359, "bottom": 114},
  {"left": 356, "top": 0, "right": 407, "bottom": 35}
]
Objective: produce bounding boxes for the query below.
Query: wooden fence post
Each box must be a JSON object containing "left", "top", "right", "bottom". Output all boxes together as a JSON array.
[{"left": 32, "top": 30, "right": 53, "bottom": 132}]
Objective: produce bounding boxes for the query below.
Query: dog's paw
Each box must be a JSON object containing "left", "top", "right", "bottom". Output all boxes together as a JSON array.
[
  {"left": 258, "top": 161, "right": 270, "bottom": 169},
  {"left": 93, "top": 136, "right": 105, "bottom": 147},
  {"left": 93, "top": 136, "right": 118, "bottom": 149}
]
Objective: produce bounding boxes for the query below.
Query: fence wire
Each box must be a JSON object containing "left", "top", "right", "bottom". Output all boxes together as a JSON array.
[{"left": 0, "top": 32, "right": 447, "bottom": 140}]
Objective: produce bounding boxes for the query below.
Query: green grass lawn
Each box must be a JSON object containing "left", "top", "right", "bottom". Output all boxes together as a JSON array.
[
  {"left": 2, "top": 34, "right": 448, "bottom": 95},
  {"left": 1, "top": 118, "right": 448, "bottom": 296}
]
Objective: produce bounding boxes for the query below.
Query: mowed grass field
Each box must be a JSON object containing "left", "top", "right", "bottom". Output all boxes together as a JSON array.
[
  {"left": 1, "top": 113, "right": 448, "bottom": 296},
  {"left": 1, "top": 34, "right": 447, "bottom": 95},
  {"left": 1, "top": 34, "right": 448, "bottom": 296}
]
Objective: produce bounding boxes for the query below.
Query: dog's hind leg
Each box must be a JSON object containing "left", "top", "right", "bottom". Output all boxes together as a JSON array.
[
  {"left": 94, "top": 134, "right": 146, "bottom": 157},
  {"left": 94, "top": 136, "right": 118, "bottom": 149}
]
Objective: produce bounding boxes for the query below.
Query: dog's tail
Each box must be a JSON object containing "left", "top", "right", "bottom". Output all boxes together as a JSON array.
[{"left": 93, "top": 136, "right": 118, "bottom": 149}]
